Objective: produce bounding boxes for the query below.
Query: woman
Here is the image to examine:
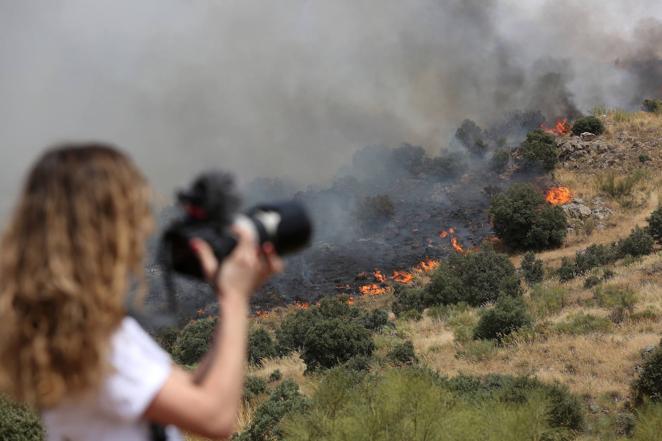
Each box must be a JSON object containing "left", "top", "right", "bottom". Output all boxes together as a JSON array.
[{"left": 0, "top": 144, "right": 282, "bottom": 440}]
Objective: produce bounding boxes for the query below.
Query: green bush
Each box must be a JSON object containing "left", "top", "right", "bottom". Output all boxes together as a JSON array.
[
  {"left": 392, "top": 285, "right": 425, "bottom": 316},
  {"left": 633, "top": 344, "right": 662, "bottom": 405},
  {"left": 244, "top": 376, "right": 268, "bottom": 402},
  {"left": 555, "top": 313, "right": 612, "bottom": 335},
  {"left": 640, "top": 154, "right": 652, "bottom": 164},
  {"left": 386, "top": 340, "right": 418, "bottom": 366},
  {"left": 0, "top": 396, "right": 43, "bottom": 441},
  {"left": 172, "top": 316, "right": 217, "bottom": 365},
  {"left": 521, "top": 252, "right": 544, "bottom": 285},
  {"left": 235, "top": 379, "right": 309, "bottom": 441},
  {"left": 595, "top": 169, "right": 646, "bottom": 201},
  {"left": 583, "top": 275, "right": 602, "bottom": 289},
  {"left": 574, "top": 244, "right": 618, "bottom": 275},
  {"left": 426, "top": 153, "right": 468, "bottom": 180},
  {"left": 248, "top": 328, "right": 277, "bottom": 366},
  {"left": 558, "top": 257, "right": 577, "bottom": 282},
  {"left": 617, "top": 227, "right": 654, "bottom": 258},
  {"left": 425, "top": 247, "right": 521, "bottom": 307},
  {"left": 490, "top": 149, "right": 510, "bottom": 173},
  {"left": 571, "top": 116, "right": 605, "bottom": 136},
  {"left": 283, "top": 369, "right": 583, "bottom": 440},
  {"left": 647, "top": 206, "right": 662, "bottom": 242},
  {"left": 276, "top": 296, "right": 364, "bottom": 356},
  {"left": 473, "top": 296, "right": 532, "bottom": 341},
  {"left": 153, "top": 326, "right": 180, "bottom": 355},
  {"left": 269, "top": 369, "right": 283, "bottom": 382},
  {"left": 360, "top": 309, "right": 389, "bottom": 331},
  {"left": 518, "top": 129, "right": 558, "bottom": 172},
  {"left": 342, "top": 355, "right": 373, "bottom": 372},
  {"left": 454, "top": 119, "right": 488, "bottom": 156},
  {"left": 490, "top": 183, "right": 568, "bottom": 250},
  {"left": 301, "top": 318, "right": 375, "bottom": 371},
  {"left": 642, "top": 99, "right": 662, "bottom": 114}
]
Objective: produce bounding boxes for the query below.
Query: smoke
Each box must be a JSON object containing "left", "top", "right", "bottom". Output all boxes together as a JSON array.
[{"left": 1, "top": 0, "right": 661, "bottom": 218}]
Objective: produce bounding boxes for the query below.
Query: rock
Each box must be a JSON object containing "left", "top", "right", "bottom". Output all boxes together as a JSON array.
[
  {"left": 563, "top": 202, "right": 592, "bottom": 219},
  {"left": 581, "top": 132, "right": 597, "bottom": 141}
]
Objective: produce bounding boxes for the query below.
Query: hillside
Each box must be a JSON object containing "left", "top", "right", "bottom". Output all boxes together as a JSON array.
[{"left": 203, "top": 110, "right": 662, "bottom": 441}]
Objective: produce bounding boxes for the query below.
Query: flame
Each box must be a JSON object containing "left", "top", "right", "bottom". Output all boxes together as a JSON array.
[
  {"left": 540, "top": 118, "right": 571, "bottom": 136},
  {"left": 392, "top": 270, "right": 414, "bottom": 284},
  {"left": 359, "top": 284, "right": 387, "bottom": 296},
  {"left": 255, "top": 310, "right": 272, "bottom": 319},
  {"left": 545, "top": 186, "right": 573, "bottom": 205},
  {"left": 373, "top": 270, "right": 387, "bottom": 283},
  {"left": 416, "top": 258, "right": 440, "bottom": 273},
  {"left": 347, "top": 296, "right": 355, "bottom": 305},
  {"left": 294, "top": 301, "right": 310, "bottom": 310},
  {"left": 451, "top": 237, "right": 464, "bottom": 253}
]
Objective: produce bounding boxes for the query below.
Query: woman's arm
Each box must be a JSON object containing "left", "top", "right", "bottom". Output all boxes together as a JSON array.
[{"left": 144, "top": 229, "right": 282, "bottom": 440}]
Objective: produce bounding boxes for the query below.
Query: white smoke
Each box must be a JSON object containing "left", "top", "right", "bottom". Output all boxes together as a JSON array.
[{"left": 0, "top": 0, "right": 661, "bottom": 217}]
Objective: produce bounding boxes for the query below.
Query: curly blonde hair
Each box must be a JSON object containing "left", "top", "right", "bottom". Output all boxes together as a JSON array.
[{"left": 0, "top": 144, "right": 153, "bottom": 408}]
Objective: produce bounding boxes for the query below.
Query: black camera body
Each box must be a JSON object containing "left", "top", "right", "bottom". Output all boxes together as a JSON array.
[{"left": 160, "top": 172, "right": 312, "bottom": 280}]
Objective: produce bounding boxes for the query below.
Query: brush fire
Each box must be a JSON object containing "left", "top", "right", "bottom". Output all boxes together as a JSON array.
[
  {"left": 545, "top": 186, "right": 573, "bottom": 205},
  {"left": 540, "top": 118, "right": 571, "bottom": 136}
]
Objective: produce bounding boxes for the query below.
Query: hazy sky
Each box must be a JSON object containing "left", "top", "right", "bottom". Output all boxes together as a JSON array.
[{"left": 1, "top": 0, "right": 661, "bottom": 218}]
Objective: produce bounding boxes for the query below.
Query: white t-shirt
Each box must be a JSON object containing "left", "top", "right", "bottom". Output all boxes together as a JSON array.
[{"left": 42, "top": 317, "right": 184, "bottom": 441}]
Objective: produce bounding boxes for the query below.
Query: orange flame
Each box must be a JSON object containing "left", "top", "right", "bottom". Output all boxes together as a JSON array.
[
  {"left": 451, "top": 237, "right": 464, "bottom": 253},
  {"left": 540, "top": 118, "right": 570, "bottom": 136},
  {"left": 294, "top": 301, "right": 310, "bottom": 310},
  {"left": 359, "top": 284, "right": 387, "bottom": 296},
  {"left": 373, "top": 270, "right": 387, "bottom": 283},
  {"left": 439, "top": 230, "right": 449, "bottom": 239},
  {"left": 392, "top": 270, "right": 414, "bottom": 284},
  {"left": 545, "top": 186, "right": 573, "bottom": 205},
  {"left": 416, "top": 258, "right": 440, "bottom": 273},
  {"left": 255, "top": 310, "right": 272, "bottom": 319},
  {"left": 347, "top": 296, "right": 355, "bottom": 305}
]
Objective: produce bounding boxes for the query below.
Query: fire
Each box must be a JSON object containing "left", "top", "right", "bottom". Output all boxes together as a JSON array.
[
  {"left": 359, "top": 284, "right": 387, "bottom": 296},
  {"left": 255, "top": 310, "right": 272, "bottom": 319},
  {"left": 451, "top": 237, "right": 464, "bottom": 253},
  {"left": 347, "top": 296, "right": 355, "bottom": 305},
  {"left": 373, "top": 270, "right": 387, "bottom": 283},
  {"left": 540, "top": 118, "right": 571, "bottom": 136},
  {"left": 440, "top": 227, "right": 464, "bottom": 254},
  {"left": 392, "top": 270, "right": 414, "bottom": 284},
  {"left": 416, "top": 258, "right": 440, "bottom": 273},
  {"left": 545, "top": 186, "right": 573, "bottom": 205},
  {"left": 293, "top": 301, "right": 310, "bottom": 310}
]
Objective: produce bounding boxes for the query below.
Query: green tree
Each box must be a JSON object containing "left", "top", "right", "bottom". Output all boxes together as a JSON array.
[
  {"left": 518, "top": 129, "right": 558, "bottom": 172},
  {"left": 172, "top": 316, "right": 217, "bottom": 365},
  {"left": 248, "top": 328, "right": 277, "bottom": 366},
  {"left": 425, "top": 247, "right": 521, "bottom": 307},
  {"left": 473, "top": 296, "right": 532, "bottom": 341},
  {"left": 521, "top": 252, "right": 544, "bottom": 285},
  {"left": 490, "top": 183, "right": 568, "bottom": 250},
  {"left": 301, "top": 319, "right": 375, "bottom": 371}
]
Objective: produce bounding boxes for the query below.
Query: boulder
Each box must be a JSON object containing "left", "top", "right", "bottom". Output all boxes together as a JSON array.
[{"left": 580, "top": 132, "right": 597, "bottom": 141}]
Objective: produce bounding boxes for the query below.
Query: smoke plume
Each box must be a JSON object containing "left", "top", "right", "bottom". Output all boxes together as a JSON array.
[{"left": 0, "top": 0, "right": 661, "bottom": 218}]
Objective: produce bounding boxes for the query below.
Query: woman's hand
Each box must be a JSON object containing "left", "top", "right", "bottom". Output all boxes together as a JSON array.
[{"left": 189, "top": 226, "right": 284, "bottom": 299}]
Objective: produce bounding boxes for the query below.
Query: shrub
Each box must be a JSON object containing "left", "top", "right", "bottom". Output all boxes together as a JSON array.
[
  {"left": 172, "top": 316, "right": 217, "bottom": 365},
  {"left": 530, "top": 285, "right": 568, "bottom": 318},
  {"left": 642, "top": 99, "right": 662, "bottom": 114},
  {"left": 426, "top": 152, "right": 468, "bottom": 180},
  {"left": 392, "top": 285, "right": 425, "bottom": 316},
  {"left": 518, "top": 129, "right": 558, "bottom": 172},
  {"left": 153, "top": 325, "right": 179, "bottom": 355},
  {"left": 360, "top": 309, "right": 389, "bottom": 331},
  {"left": 235, "top": 379, "right": 309, "bottom": 441},
  {"left": 647, "top": 206, "right": 662, "bottom": 242},
  {"left": 633, "top": 344, "right": 662, "bottom": 405},
  {"left": 521, "top": 252, "right": 544, "bottom": 285},
  {"left": 0, "top": 396, "right": 44, "bottom": 441},
  {"left": 575, "top": 244, "right": 618, "bottom": 275},
  {"left": 555, "top": 313, "right": 611, "bottom": 335},
  {"left": 558, "top": 257, "right": 577, "bottom": 282},
  {"left": 386, "top": 340, "right": 418, "bottom": 366},
  {"left": 425, "top": 247, "right": 521, "bottom": 307},
  {"left": 276, "top": 309, "right": 314, "bottom": 356},
  {"left": 571, "top": 115, "right": 605, "bottom": 136},
  {"left": 490, "top": 183, "right": 567, "bottom": 250},
  {"left": 355, "top": 194, "right": 395, "bottom": 226},
  {"left": 490, "top": 149, "right": 510, "bottom": 173},
  {"left": 454, "top": 119, "right": 488, "bottom": 156},
  {"left": 283, "top": 369, "right": 584, "bottom": 440},
  {"left": 269, "top": 370, "right": 283, "bottom": 382},
  {"left": 583, "top": 275, "right": 602, "bottom": 289},
  {"left": 342, "top": 355, "right": 373, "bottom": 372},
  {"left": 473, "top": 296, "right": 532, "bottom": 341},
  {"left": 640, "top": 154, "right": 652, "bottom": 163},
  {"left": 595, "top": 169, "right": 646, "bottom": 201},
  {"left": 594, "top": 285, "right": 637, "bottom": 312},
  {"left": 248, "top": 328, "right": 277, "bottom": 366},
  {"left": 301, "top": 318, "right": 375, "bottom": 371},
  {"left": 617, "top": 227, "right": 654, "bottom": 258},
  {"left": 244, "top": 376, "right": 268, "bottom": 401}
]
